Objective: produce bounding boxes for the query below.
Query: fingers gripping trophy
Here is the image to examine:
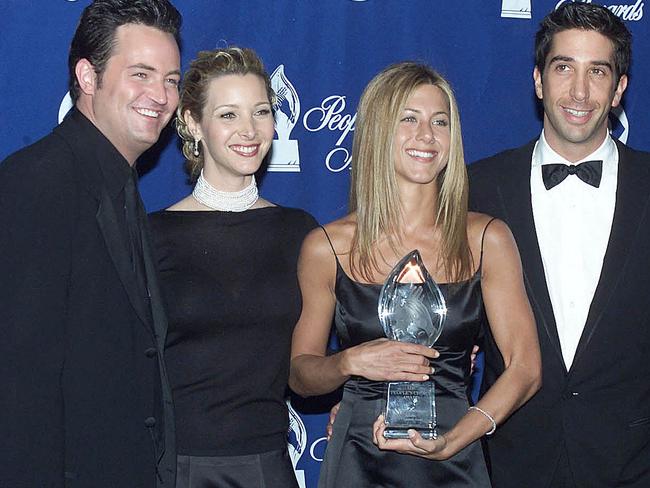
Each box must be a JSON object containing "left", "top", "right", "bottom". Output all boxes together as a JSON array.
[{"left": 378, "top": 250, "right": 447, "bottom": 439}]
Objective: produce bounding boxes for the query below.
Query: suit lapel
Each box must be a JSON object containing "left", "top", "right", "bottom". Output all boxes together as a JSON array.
[
  {"left": 498, "top": 143, "right": 566, "bottom": 370},
  {"left": 96, "top": 184, "right": 153, "bottom": 330},
  {"left": 139, "top": 197, "right": 168, "bottom": 347},
  {"left": 57, "top": 110, "right": 154, "bottom": 331},
  {"left": 571, "top": 142, "right": 650, "bottom": 368}
]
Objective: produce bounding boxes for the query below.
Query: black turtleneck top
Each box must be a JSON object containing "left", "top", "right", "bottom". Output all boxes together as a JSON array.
[{"left": 149, "top": 206, "right": 317, "bottom": 456}]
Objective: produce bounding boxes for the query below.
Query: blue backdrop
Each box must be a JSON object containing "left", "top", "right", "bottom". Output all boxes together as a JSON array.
[{"left": 2, "top": 1, "right": 649, "bottom": 486}]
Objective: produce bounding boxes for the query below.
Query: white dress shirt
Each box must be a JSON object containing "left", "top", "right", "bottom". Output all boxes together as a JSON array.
[{"left": 531, "top": 131, "right": 618, "bottom": 369}]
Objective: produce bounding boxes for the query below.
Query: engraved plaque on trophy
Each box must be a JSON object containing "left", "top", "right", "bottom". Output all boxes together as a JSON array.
[{"left": 378, "top": 250, "right": 447, "bottom": 439}]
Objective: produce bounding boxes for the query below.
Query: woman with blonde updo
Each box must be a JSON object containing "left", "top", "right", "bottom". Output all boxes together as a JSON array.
[
  {"left": 149, "top": 47, "right": 316, "bottom": 488},
  {"left": 289, "top": 62, "right": 541, "bottom": 487}
]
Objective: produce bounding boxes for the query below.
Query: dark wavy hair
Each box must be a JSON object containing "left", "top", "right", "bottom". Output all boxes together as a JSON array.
[
  {"left": 535, "top": 2, "right": 631, "bottom": 81},
  {"left": 68, "top": 0, "right": 182, "bottom": 103}
]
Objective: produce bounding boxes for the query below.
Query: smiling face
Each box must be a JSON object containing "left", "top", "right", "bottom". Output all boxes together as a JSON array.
[
  {"left": 534, "top": 28, "right": 627, "bottom": 162},
  {"left": 77, "top": 23, "right": 181, "bottom": 164},
  {"left": 187, "top": 73, "right": 274, "bottom": 190},
  {"left": 392, "top": 84, "right": 451, "bottom": 187}
]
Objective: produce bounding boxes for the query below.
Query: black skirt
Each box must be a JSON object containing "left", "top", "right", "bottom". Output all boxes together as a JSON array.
[{"left": 176, "top": 448, "right": 299, "bottom": 488}]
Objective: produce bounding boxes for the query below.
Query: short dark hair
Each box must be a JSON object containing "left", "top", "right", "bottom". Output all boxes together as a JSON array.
[
  {"left": 68, "top": 0, "right": 182, "bottom": 103},
  {"left": 535, "top": 2, "right": 631, "bottom": 81}
]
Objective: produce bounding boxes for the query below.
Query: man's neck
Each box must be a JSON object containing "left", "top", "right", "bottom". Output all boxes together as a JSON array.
[
  {"left": 75, "top": 100, "right": 138, "bottom": 166},
  {"left": 542, "top": 129, "right": 609, "bottom": 163}
]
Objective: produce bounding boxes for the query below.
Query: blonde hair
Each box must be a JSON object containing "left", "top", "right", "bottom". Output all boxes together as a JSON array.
[
  {"left": 349, "top": 62, "right": 471, "bottom": 282},
  {"left": 176, "top": 47, "right": 276, "bottom": 180}
]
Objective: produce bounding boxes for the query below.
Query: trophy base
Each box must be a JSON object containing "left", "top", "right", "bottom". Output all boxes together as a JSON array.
[
  {"left": 384, "top": 381, "right": 438, "bottom": 440},
  {"left": 383, "top": 427, "right": 437, "bottom": 440}
]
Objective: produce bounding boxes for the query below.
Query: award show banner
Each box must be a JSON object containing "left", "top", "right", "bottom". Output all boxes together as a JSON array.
[{"left": 1, "top": 1, "right": 649, "bottom": 486}]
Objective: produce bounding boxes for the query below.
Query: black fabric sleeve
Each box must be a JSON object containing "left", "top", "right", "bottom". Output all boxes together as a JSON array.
[{"left": 0, "top": 150, "right": 76, "bottom": 487}]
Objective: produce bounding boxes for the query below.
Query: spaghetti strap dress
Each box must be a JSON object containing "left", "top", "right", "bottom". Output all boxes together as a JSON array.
[{"left": 318, "top": 221, "right": 495, "bottom": 488}]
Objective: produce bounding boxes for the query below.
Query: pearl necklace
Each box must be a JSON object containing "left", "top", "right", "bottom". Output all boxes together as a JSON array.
[{"left": 192, "top": 170, "right": 259, "bottom": 212}]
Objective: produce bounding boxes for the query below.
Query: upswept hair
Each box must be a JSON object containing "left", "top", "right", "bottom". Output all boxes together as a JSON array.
[
  {"left": 349, "top": 62, "right": 471, "bottom": 283},
  {"left": 535, "top": 2, "right": 631, "bottom": 81},
  {"left": 68, "top": 0, "right": 182, "bottom": 103},
  {"left": 176, "top": 47, "right": 276, "bottom": 181}
]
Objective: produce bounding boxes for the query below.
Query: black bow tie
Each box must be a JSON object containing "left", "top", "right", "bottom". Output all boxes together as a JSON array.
[{"left": 541, "top": 160, "right": 603, "bottom": 190}]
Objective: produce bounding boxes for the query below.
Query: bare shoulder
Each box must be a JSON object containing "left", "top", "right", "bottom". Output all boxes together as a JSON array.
[
  {"left": 321, "top": 214, "right": 356, "bottom": 253},
  {"left": 299, "top": 215, "right": 358, "bottom": 292},
  {"left": 468, "top": 213, "right": 521, "bottom": 282},
  {"left": 303, "top": 214, "right": 355, "bottom": 258},
  {"left": 467, "top": 211, "right": 515, "bottom": 248}
]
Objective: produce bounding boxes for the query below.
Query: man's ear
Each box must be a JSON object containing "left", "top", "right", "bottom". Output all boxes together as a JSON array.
[
  {"left": 75, "top": 59, "right": 97, "bottom": 96},
  {"left": 611, "top": 74, "right": 628, "bottom": 109},
  {"left": 533, "top": 66, "right": 543, "bottom": 100}
]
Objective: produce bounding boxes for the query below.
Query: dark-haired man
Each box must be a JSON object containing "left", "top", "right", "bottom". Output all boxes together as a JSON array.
[
  {"left": 470, "top": 3, "right": 650, "bottom": 488},
  {"left": 0, "top": 1, "right": 181, "bottom": 486}
]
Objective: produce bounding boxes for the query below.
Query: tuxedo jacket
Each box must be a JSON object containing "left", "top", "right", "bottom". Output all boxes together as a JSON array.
[
  {"left": 0, "top": 111, "right": 175, "bottom": 487},
  {"left": 468, "top": 140, "right": 650, "bottom": 488}
]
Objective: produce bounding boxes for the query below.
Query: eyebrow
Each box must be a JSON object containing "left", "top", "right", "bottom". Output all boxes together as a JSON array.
[
  {"left": 403, "top": 108, "right": 449, "bottom": 116},
  {"left": 212, "top": 101, "right": 272, "bottom": 111},
  {"left": 212, "top": 101, "right": 272, "bottom": 113},
  {"left": 214, "top": 104, "right": 238, "bottom": 111},
  {"left": 128, "top": 63, "right": 181, "bottom": 77},
  {"left": 548, "top": 55, "right": 613, "bottom": 70}
]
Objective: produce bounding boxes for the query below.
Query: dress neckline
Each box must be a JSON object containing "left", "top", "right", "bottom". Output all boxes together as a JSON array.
[
  {"left": 335, "top": 259, "right": 480, "bottom": 289},
  {"left": 159, "top": 205, "right": 280, "bottom": 215}
]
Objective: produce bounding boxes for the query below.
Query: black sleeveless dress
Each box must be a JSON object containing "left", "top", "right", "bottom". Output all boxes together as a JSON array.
[{"left": 318, "top": 229, "right": 492, "bottom": 488}]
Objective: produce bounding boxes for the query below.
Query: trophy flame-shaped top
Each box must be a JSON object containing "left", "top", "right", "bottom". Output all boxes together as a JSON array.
[
  {"left": 378, "top": 250, "right": 447, "bottom": 347},
  {"left": 396, "top": 258, "right": 426, "bottom": 284}
]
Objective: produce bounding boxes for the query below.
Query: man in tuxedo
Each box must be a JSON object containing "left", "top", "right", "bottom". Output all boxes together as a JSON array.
[
  {"left": 0, "top": 1, "right": 181, "bottom": 486},
  {"left": 469, "top": 3, "right": 650, "bottom": 487}
]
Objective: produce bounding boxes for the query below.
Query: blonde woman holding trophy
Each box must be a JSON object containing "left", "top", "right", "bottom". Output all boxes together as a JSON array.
[{"left": 289, "top": 62, "right": 541, "bottom": 487}]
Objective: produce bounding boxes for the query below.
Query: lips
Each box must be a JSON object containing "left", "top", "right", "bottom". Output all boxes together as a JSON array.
[
  {"left": 406, "top": 148, "right": 437, "bottom": 160},
  {"left": 230, "top": 144, "right": 260, "bottom": 157},
  {"left": 134, "top": 107, "right": 161, "bottom": 119},
  {"left": 561, "top": 105, "right": 594, "bottom": 123}
]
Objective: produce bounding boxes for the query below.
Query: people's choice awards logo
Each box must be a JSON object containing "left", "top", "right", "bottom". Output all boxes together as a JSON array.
[
  {"left": 501, "top": 0, "right": 532, "bottom": 18},
  {"left": 270, "top": 63, "right": 356, "bottom": 174},
  {"left": 58, "top": 92, "right": 73, "bottom": 123},
  {"left": 554, "top": 0, "right": 644, "bottom": 20},
  {"left": 270, "top": 65, "right": 301, "bottom": 172},
  {"left": 303, "top": 96, "right": 356, "bottom": 173},
  {"left": 287, "top": 400, "right": 308, "bottom": 488},
  {"left": 502, "top": 0, "right": 645, "bottom": 20}
]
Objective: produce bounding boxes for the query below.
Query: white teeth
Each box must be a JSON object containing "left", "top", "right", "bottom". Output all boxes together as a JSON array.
[
  {"left": 232, "top": 145, "right": 257, "bottom": 154},
  {"left": 565, "top": 108, "right": 589, "bottom": 117},
  {"left": 136, "top": 108, "right": 160, "bottom": 118},
  {"left": 406, "top": 149, "right": 435, "bottom": 158}
]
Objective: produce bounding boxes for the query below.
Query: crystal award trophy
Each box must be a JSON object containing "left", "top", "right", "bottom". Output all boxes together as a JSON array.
[{"left": 378, "top": 250, "right": 447, "bottom": 439}]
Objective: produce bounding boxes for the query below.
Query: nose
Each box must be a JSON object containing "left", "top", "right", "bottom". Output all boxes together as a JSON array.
[
  {"left": 149, "top": 80, "right": 169, "bottom": 106},
  {"left": 570, "top": 71, "right": 589, "bottom": 102},
  {"left": 416, "top": 122, "right": 435, "bottom": 143},
  {"left": 238, "top": 115, "right": 257, "bottom": 139}
]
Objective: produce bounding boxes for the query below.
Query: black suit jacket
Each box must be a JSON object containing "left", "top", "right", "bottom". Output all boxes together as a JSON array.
[
  {"left": 468, "top": 140, "right": 650, "bottom": 488},
  {"left": 0, "top": 111, "right": 175, "bottom": 487}
]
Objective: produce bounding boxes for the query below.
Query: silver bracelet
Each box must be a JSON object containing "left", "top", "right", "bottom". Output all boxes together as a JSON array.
[{"left": 468, "top": 406, "right": 496, "bottom": 436}]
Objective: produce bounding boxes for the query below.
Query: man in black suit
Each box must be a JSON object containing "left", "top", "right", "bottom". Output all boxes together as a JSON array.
[
  {"left": 470, "top": 3, "right": 650, "bottom": 488},
  {"left": 0, "top": 1, "right": 181, "bottom": 486}
]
